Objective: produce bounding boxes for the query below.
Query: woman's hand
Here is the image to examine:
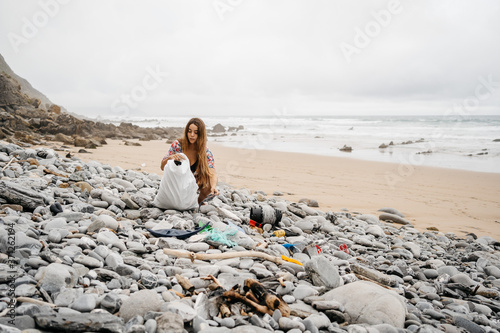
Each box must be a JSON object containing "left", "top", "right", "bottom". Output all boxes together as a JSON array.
[
  {"left": 161, "top": 154, "right": 185, "bottom": 170},
  {"left": 170, "top": 154, "right": 185, "bottom": 162},
  {"left": 210, "top": 184, "right": 219, "bottom": 196}
]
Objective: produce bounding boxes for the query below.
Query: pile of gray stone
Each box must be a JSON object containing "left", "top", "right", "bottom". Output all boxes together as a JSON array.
[{"left": 0, "top": 142, "right": 499, "bottom": 333}]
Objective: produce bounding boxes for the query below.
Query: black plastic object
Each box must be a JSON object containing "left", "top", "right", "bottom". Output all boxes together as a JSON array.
[
  {"left": 250, "top": 206, "right": 282, "bottom": 225},
  {"left": 50, "top": 202, "right": 63, "bottom": 215},
  {"left": 147, "top": 221, "right": 210, "bottom": 240}
]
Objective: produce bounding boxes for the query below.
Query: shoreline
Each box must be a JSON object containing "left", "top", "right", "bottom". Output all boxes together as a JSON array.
[{"left": 58, "top": 139, "right": 500, "bottom": 240}]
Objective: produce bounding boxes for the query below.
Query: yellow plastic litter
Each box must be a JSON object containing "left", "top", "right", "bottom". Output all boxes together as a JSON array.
[{"left": 281, "top": 255, "right": 302, "bottom": 266}]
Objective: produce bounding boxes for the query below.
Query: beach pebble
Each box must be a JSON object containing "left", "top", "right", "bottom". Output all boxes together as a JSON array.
[
  {"left": 305, "top": 256, "right": 343, "bottom": 288},
  {"left": 163, "top": 301, "right": 197, "bottom": 322},
  {"left": 293, "top": 284, "right": 319, "bottom": 300},
  {"left": 119, "top": 290, "right": 162, "bottom": 323},
  {"left": 70, "top": 294, "right": 96, "bottom": 312},
  {"left": 35, "top": 263, "right": 78, "bottom": 294},
  {"left": 156, "top": 312, "right": 184, "bottom": 332}
]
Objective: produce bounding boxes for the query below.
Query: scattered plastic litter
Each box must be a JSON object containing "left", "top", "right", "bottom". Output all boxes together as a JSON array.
[
  {"left": 248, "top": 219, "right": 262, "bottom": 228},
  {"left": 227, "top": 220, "right": 245, "bottom": 234},
  {"left": 205, "top": 225, "right": 238, "bottom": 247},
  {"left": 281, "top": 255, "right": 302, "bottom": 266},
  {"left": 147, "top": 221, "right": 210, "bottom": 240}
]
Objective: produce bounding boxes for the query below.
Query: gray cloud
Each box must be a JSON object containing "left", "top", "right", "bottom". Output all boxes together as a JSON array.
[{"left": 0, "top": 0, "right": 499, "bottom": 117}]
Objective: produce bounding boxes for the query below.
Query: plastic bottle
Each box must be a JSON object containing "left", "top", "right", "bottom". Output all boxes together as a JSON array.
[{"left": 273, "top": 230, "right": 286, "bottom": 237}]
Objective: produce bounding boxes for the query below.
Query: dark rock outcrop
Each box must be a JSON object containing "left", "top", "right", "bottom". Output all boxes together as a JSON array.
[{"left": 0, "top": 65, "right": 182, "bottom": 147}]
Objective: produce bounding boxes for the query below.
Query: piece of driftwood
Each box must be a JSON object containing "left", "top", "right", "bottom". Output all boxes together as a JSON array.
[
  {"left": 169, "top": 289, "right": 185, "bottom": 298},
  {"left": 201, "top": 274, "right": 224, "bottom": 291},
  {"left": 163, "top": 248, "right": 285, "bottom": 265},
  {"left": 223, "top": 290, "right": 273, "bottom": 316},
  {"left": 43, "top": 168, "right": 69, "bottom": 178},
  {"left": 350, "top": 264, "right": 397, "bottom": 287},
  {"left": 175, "top": 274, "right": 195, "bottom": 294},
  {"left": 219, "top": 302, "right": 231, "bottom": 318},
  {"left": 17, "top": 297, "right": 57, "bottom": 308},
  {"left": 354, "top": 273, "right": 396, "bottom": 291},
  {"left": 244, "top": 279, "right": 290, "bottom": 317},
  {"left": 0, "top": 158, "right": 15, "bottom": 172}
]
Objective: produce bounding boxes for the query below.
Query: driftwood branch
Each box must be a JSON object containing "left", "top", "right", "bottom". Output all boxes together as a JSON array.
[
  {"left": 223, "top": 290, "right": 273, "bottom": 316},
  {"left": 17, "top": 297, "right": 57, "bottom": 308},
  {"left": 350, "top": 264, "right": 397, "bottom": 287},
  {"left": 1, "top": 158, "right": 15, "bottom": 172},
  {"left": 163, "top": 248, "right": 285, "bottom": 265},
  {"left": 175, "top": 274, "right": 195, "bottom": 294},
  {"left": 43, "top": 168, "right": 69, "bottom": 177},
  {"left": 201, "top": 274, "right": 224, "bottom": 291},
  {"left": 245, "top": 279, "right": 290, "bottom": 317}
]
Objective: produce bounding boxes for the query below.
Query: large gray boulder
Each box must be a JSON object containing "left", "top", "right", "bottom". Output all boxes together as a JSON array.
[
  {"left": 35, "top": 263, "right": 78, "bottom": 294},
  {"left": 304, "top": 256, "right": 343, "bottom": 289},
  {"left": 320, "top": 281, "right": 406, "bottom": 327},
  {"left": 0, "top": 180, "right": 50, "bottom": 211},
  {"left": 119, "top": 290, "right": 162, "bottom": 323},
  {"left": 34, "top": 313, "right": 124, "bottom": 333}
]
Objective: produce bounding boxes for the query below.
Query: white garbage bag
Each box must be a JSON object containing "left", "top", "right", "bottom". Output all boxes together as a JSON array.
[{"left": 153, "top": 153, "right": 199, "bottom": 211}]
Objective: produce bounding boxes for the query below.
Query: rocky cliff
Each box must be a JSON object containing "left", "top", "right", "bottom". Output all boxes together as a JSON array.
[{"left": 0, "top": 54, "right": 181, "bottom": 148}]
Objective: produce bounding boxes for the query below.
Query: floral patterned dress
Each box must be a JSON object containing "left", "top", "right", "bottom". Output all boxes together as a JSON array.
[{"left": 162, "top": 140, "right": 215, "bottom": 171}]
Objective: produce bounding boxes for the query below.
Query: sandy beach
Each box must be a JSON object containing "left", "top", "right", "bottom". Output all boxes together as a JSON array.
[{"left": 66, "top": 139, "right": 500, "bottom": 241}]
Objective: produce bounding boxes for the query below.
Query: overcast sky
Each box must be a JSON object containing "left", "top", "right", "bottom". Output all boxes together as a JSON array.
[{"left": 1, "top": 0, "right": 499, "bottom": 118}]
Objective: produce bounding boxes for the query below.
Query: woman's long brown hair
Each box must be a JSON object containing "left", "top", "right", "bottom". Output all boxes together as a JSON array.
[{"left": 179, "top": 118, "right": 211, "bottom": 188}]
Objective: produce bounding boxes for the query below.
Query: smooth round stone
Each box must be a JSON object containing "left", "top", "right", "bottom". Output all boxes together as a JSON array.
[
  {"left": 424, "top": 293, "right": 441, "bottom": 301},
  {"left": 187, "top": 242, "right": 210, "bottom": 252},
  {"left": 282, "top": 295, "right": 296, "bottom": 304},
  {"left": 276, "top": 281, "right": 294, "bottom": 296},
  {"left": 196, "top": 265, "right": 219, "bottom": 277},
  {"left": 48, "top": 229, "right": 63, "bottom": 243},
  {"left": 26, "top": 258, "right": 49, "bottom": 269},
  {"left": 54, "top": 289, "right": 82, "bottom": 307},
  {"left": 292, "top": 284, "right": 318, "bottom": 300},
  {"left": 164, "top": 266, "right": 183, "bottom": 277},
  {"left": 15, "top": 284, "right": 37, "bottom": 297},
  {"left": 450, "top": 273, "right": 476, "bottom": 287},
  {"left": 437, "top": 266, "right": 459, "bottom": 277},
  {"left": 484, "top": 266, "right": 500, "bottom": 278},
  {"left": 74, "top": 255, "right": 102, "bottom": 268},
  {"left": 106, "top": 279, "right": 121, "bottom": 290},
  {"left": 403, "top": 276, "right": 413, "bottom": 283},
  {"left": 249, "top": 267, "right": 273, "bottom": 279},
  {"left": 70, "top": 294, "right": 96, "bottom": 312},
  {"left": 97, "top": 230, "right": 119, "bottom": 245},
  {"left": 423, "top": 308, "right": 446, "bottom": 320},
  {"left": 105, "top": 253, "right": 124, "bottom": 269},
  {"left": 304, "top": 313, "right": 331, "bottom": 329},
  {"left": 279, "top": 317, "right": 305, "bottom": 331},
  {"left": 454, "top": 316, "right": 485, "bottom": 333},
  {"left": 423, "top": 269, "right": 439, "bottom": 279},
  {"left": 44, "top": 218, "right": 67, "bottom": 231},
  {"left": 239, "top": 259, "right": 254, "bottom": 270},
  {"left": 219, "top": 317, "right": 235, "bottom": 328},
  {"left": 144, "top": 319, "right": 157, "bottom": 333},
  {"left": 416, "top": 301, "right": 433, "bottom": 311},
  {"left": 140, "top": 271, "right": 158, "bottom": 289},
  {"left": 93, "top": 245, "right": 110, "bottom": 259}
]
